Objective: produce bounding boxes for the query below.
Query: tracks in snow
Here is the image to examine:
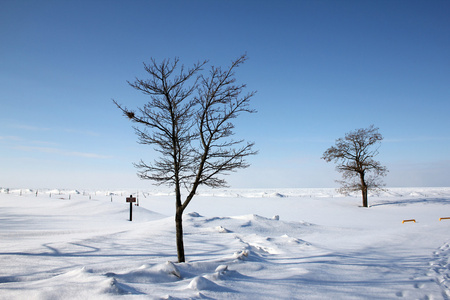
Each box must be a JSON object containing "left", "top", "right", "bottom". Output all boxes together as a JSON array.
[{"left": 428, "top": 242, "right": 450, "bottom": 299}]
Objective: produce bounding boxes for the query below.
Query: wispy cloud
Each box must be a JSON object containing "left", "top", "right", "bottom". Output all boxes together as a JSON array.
[
  {"left": 10, "top": 123, "right": 100, "bottom": 137},
  {"left": 65, "top": 151, "right": 113, "bottom": 159},
  {"left": 0, "top": 135, "right": 22, "bottom": 141},
  {"left": 28, "top": 140, "right": 60, "bottom": 146},
  {"left": 12, "top": 124, "right": 51, "bottom": 131},
  {"left": 0, "top": 136, "right": 61, "bottom": 148},
  {"left": 14, "top": 146, "right": 113, "bottom": 159},
  {"left": 4, "top": 124, "right": 107, "bottom": 158},
  {"left": 62, "top": 128, "right": 100, "bottom": 137},
  {"left": 384, "top": 136, "right": 450, "bottom": 143}
]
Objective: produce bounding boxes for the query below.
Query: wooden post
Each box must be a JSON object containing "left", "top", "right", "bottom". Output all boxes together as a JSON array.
[
  {"left": 126, "top": 195, "right": 137, "bottom": 221},
  {"left": 129, "top": 201, "right": 132, "bottom": 220}
]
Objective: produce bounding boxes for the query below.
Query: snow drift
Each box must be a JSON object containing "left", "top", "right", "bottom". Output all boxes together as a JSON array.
[{"left": 1, "top": 187, "right": 450, "bottom": 299}]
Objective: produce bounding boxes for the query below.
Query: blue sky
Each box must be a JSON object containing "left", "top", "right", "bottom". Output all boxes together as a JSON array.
[{"left": 1, "top": 0, "right": 449, "bottom": 189}]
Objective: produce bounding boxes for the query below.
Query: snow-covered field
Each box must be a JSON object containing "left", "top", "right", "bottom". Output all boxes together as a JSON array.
[{"left": 1, "top": 187, "right": 450, "bottom": 299}]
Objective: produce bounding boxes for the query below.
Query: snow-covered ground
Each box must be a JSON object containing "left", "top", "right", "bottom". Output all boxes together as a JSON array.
[{"left": 1, "top": 187, "right": 450, "bottom": 299}]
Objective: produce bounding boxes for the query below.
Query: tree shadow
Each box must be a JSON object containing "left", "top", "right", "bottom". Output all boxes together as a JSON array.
[
  {"left": 0, "top": 241, "right": 172, "bottom": 258},
  {"left": 371, "top": 198, "right": 450, "bottom": 207}
]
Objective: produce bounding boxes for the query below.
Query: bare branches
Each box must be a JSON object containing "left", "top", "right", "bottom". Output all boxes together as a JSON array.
[
  {"left": 190, "top": 54, "right": 257, "bottom": 193},
  {"left": 114, "top": 54, "right": 257, "bottom": 202},
  {"left": 322, "top": 125, "right": 388, "bottom": 207},
  {"left": 114, "top": 55, "right": 257, "bottom": 262}
]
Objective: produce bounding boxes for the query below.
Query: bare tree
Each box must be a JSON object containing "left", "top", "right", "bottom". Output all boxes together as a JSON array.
[
  {"left": 322, "top": 125, "right": 388, "bottom": 207},
  {"left": 113, "top": 54, "right": 257, "bottom": 262}
]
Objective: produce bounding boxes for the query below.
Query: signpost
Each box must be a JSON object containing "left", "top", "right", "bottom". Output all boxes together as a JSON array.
[{"left": 126, "top": 195, "right": 136, "bottom": 221}]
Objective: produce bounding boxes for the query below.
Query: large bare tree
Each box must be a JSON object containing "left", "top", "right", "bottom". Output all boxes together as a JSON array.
[
  {"left": 113, "top": 54, "right": 257, "bottom": 262},
  {"left": 322, "top": 125, "right": 388, "bottom": 207}
]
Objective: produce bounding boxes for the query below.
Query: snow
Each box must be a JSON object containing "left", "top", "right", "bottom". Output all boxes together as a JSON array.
[{"left": 1, "top": 187, "right": 450, "bottom": 299}]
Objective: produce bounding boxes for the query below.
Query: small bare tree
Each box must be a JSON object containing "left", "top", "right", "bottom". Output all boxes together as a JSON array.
[
  {"left": 322, "top": 125, "right": 388, "bottom": 207},
  {"left": 113, "top": 54, "right": 257, "bottom": 262}
]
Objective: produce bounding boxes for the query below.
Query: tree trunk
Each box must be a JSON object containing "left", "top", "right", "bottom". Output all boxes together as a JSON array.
[
  {"left": 175, "top": 207, "right": 185, "bottom": 263},
  {"left": 174, "top": 179, "right": 186, "bottom": 263},
  {"left": 361, "top": 187, "right": 368, "bottom": 208},
  {"left": 360, "top": 172, "right": 368, "bottom": 208}
]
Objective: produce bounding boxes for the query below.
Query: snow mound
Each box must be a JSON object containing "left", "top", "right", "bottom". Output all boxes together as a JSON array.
[
  {"left": 214, "top": 264, "right": 228, "bottom": 274},
  {"left": 106, "top": 261, "right": 181, "bottom": 284},
  {"left": 216, "top": 225, "right": 231, "bottom": 233},
  {"left": 188, "top": 276, "right": 216, "bottom": 290},
  {"left": 187, "top": 212, "right": 202, "bottom": 217},
  {"left": 106, "top": 277, "right": 143, "bottom": 295},
  {"left": 232, "top": 249, "right": 250, "bottom": 260}
]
